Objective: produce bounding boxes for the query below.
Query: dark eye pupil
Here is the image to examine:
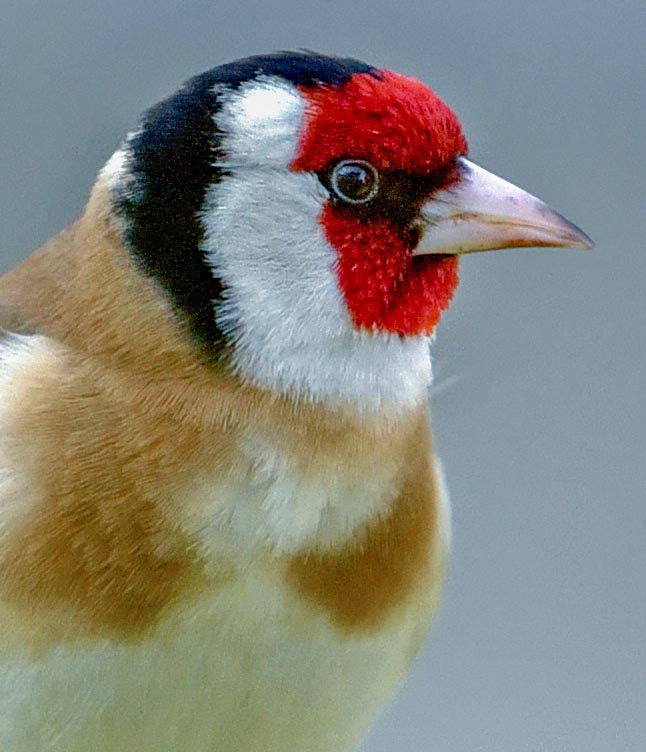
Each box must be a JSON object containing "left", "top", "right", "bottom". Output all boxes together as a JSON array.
[
  {"left": 331, "top": 160, "right": 378, "bottom": 204},
  {"left": 336, "top": 165, "right": 371, "bottom": 198}
]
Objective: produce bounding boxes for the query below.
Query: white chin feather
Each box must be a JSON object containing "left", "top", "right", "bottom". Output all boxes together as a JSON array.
[{"left": 231, "top": 328, "right": 433, "bottom": 414}]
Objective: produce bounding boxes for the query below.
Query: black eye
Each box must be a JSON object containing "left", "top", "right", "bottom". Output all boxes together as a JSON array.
[{"left": 330, "top": 160, "right": 379, "bottom": 204}]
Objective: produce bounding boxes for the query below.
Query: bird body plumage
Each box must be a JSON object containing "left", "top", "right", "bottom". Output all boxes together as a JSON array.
[{"left": 0, "top": 181, "right": 446, "bottom": 750}]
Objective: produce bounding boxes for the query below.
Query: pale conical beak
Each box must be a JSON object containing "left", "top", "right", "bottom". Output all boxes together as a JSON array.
[{"left": 415, "top": 157, "right": 593, "bottom": 255}]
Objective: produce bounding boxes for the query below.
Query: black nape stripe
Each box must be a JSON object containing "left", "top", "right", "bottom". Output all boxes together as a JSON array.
[
  {"left": 115, "top": 52, "right": 379, "bottom": 359},
  {"left": 116, "top": 75, "right": 226, "bottom": 358}
]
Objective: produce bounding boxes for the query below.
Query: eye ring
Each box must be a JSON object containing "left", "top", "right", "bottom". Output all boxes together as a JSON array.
[{"left": 330, "top": 159, "right": 379, "bottom": 205}]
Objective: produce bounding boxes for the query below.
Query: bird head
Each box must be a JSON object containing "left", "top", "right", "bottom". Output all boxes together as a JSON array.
[{"left": 104, "top": 52, "right": 591, "bottom": 411}]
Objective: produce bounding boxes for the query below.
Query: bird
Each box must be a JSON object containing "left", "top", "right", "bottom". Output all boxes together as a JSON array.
[{"left": 0, "top": 51, "right": 591, "bottom": 751}]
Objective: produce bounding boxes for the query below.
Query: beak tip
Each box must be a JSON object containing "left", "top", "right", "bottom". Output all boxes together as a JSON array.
[
  {"left": 560, "top": 222, "right": 595, "bottom": 251},
  {"left": 578, "top": 233, "right": 595, "bottom": 251}
]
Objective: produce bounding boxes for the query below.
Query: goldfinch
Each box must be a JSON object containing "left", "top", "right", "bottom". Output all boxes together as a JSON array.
[{"left": 0, "top": 52, "right": 591, "bottom": 751}]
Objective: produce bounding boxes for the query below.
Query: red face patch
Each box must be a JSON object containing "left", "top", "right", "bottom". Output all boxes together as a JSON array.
[
  {"left": 321, "top": 208, "right": 460, "bottom": 335},
  {"left": 292, "top": 70, "right": 467, "bottom": 336}
]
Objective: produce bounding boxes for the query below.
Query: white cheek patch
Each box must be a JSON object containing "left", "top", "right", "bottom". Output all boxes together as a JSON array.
[
  {"left": 203, "top": 169, "right": 346, "bottom": 347},
  {"left": 203, "top": 78, "right": 433, "bottom": 413},
  {"left": 202, "top": 166, "right": 432, "bottom": 413},
  {"left": 214, "top": 77, "right": 306, "bottom": 168}
]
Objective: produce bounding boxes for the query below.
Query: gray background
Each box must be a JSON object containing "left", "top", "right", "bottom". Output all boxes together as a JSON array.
[{"left": 2, "top": 1, "right": 644, "bottom": 750}]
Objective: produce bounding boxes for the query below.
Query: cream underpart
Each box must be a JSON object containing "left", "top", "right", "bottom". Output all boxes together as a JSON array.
[
  {"left": 0, "top": 572, "right": 429, "bottom": 752},
  {"left": 202, "top": 76, "right": 433, "bottom": 414}
]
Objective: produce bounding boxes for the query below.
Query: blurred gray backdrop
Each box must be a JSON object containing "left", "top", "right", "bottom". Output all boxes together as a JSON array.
[{"left": 2, "top": 1, "right": 644, "bottom": 750}]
